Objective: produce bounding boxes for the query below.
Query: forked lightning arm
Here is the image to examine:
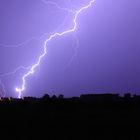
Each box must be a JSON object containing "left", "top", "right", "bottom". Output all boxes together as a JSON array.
[{"left": 16, "top": 0, "right": 95, "bottom": 98}]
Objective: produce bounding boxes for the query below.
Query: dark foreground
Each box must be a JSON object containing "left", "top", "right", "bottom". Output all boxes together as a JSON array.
[{"left": 0, "top": 93, "right": 140, "bottom": 139}]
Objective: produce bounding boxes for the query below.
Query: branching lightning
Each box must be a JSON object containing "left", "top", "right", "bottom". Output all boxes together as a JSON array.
[
  {"left": 0, "top": 79, "right": 6, "bottom": 97},
  {"left": 41, "top": 0, "right": 75, "bottom": 13},
  {"left": 14, "top": 0, "right": 95, "bottom": 98},
  {"left": 0, "top": 1, "right": 74, "bottom": 98},
  {"left": 0, "top": 66, "right": 30, "bottom": 77},
  {"left": 0, "top": 37, "right": 38, "bottom": 48},
  {"left": 0, "top": 66, "right": 30, "bottom": 97},
  {"left": 66, "top": 33, "right": 80, "bottom": 67}
]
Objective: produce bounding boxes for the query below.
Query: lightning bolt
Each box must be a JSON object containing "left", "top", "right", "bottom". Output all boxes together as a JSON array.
[
  {"left": 0, "top": 66, "right": 30, "bottom": 97},
  {"left": 0, "top": 79, "right": 6, "bottom": 97},
  {"left": 66, "top": 33, "right": 80, "bottom": 68},
  {"left": 0, "top": 37, "right": 38, "bottom": 48},
  {"left": 41, "top": 0, "right": 75, "bottom": 13},
  {"left": 0, "top": 1, "right": 73, "bottom": 97},
  {"left": 16, "top": 0, "right": 95, "bottom": 98},
  {"left": 0, "top": 66, "right": 30, "bottom": 77}
]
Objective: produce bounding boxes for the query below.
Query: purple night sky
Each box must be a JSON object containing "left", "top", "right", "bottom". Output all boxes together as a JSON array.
[{"left": 0, "top": 0, "right": 140, "bottom": 98}]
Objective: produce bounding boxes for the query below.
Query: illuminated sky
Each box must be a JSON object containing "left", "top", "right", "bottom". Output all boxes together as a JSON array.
[{"left": 0, "top": 0, "right": 140, "bottom": 97}]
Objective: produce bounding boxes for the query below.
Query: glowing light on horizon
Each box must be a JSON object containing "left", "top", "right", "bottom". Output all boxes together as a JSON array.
[{"left": 16, "top": 0, "right": 95, "bottom": 98}]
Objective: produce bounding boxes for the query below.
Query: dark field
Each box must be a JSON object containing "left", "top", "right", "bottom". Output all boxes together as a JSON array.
[{"left": 0, "top": 94, "right": 140, "bottom": 139}]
